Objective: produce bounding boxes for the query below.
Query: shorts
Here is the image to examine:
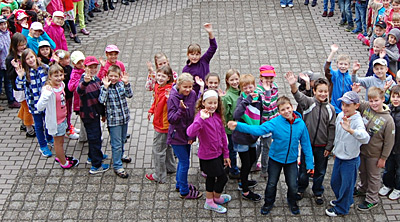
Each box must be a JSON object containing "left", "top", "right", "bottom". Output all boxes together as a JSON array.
[
  {"left": 233, "top": 142, "right": 257, "bottom": 152},
  {"left": 54, "top": 119, "right": 68, "bottom": 137}
]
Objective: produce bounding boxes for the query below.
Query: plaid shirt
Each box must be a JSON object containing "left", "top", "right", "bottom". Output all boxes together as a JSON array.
[
  {"left": 16, "top": 64, "right": 49, "bottom": 114},
  {"left": 99, "top": 82, "right": 133, "bottom": 127}
]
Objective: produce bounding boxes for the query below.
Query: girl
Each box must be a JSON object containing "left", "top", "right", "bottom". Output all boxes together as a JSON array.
[
  {"left": 37, "top": 40, "right": 53, "bottom": 65},
  {"left": 187, "top": 90, "right": 231, "bottom": 213},
  {"left": 221, "top": 69, "right": 241, "bottom": 179},
  {"left": 198, "top": 72, "right": 220, "bottom": 95},
  {"left": 97, "top": 45, "right": 125, "bottom": 80},
  {"left": 14, "top": 48, "right": 53, "bottom": 157},
  {"left": 37, "top": 64, "right": 79, "bottom": 168},
  {"left": 145, "top": 52, "right": 178, "bottom": 92},
  {"left": 145, "top": 66, "right": 176, "bottom": 183},
  {"left": 167, "top": 73, "right": 202, "bottom": 199},
  {"left": 43, "top": 11, "right": 68, "bottom": 51}
]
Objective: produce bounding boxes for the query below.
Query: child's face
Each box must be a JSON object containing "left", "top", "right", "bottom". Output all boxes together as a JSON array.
[
  {"left": 74, "top": 60, "right": 84, "bottom": 69},
  {"left": 374, "top": 26, "right": 385, "bottom": 37},
  {"left": 393, "top": 2, "right": 400, "bottom": 12},
  {"left": 48, "top": 70, "right": 64, "bottom": 87},
  {"left": 337, "top": 60, "right": 350, "bottom": 73},
  {"left": 106, "top": 51, "right": 118, "bottom": 64},
  {"left": 313, "top": 84, "right": 329, "bottom": 103},
  {"left": 17, "top": 17, "right": 27, "bottom": 25},
  {"left": 187, "top": 52, "right": 201, "bottom": 64},
  {"left": 107, "top": 71, "right": 120, "bottom": 84},
  {"left": 373, "top": 43, "right": 385, "bottom": 54},
  {"left": 52, "top": 16, "right": 64, "bottom": 26},
  {"left": 373, "top": 64, "right": 388, "bottom": 79},
  {"left": 59, "top": 57, "right": 70, "bottom": 67},
  {"left": 341, "top": 102, "right": 359, "bottom": 117},
  {"left": 30, "top": 29, "right": 43, "bottom": 38},
  {"left": 4, "top": 0, "right": 12, "bottom": 4},
  {"left": 260, "top": 76, "right": 274, "bottom": 86},
  {"left": 2, "top": 10, "right": 11, "bottom": 17},
  {"left": 227, "top": 74, "right": 239, "bottom": 89},
  {"left": 17, "top": 41, "right": 26, "bottom": 53},
  {"left": 391, "top": 93, "right": 400, "bottom": 107},
  {"left": 202, "top": 96, "right": 218, "bottom": 114},
  {"left": 86, "top": 64, "right": 99, "bottom": 77},
  {"left": 155, "top": 72, "right": 170, "bottom": 86},
  {"left": 206, "top": 76, "right": 219, "bottom": 90},
  {"left": 177, "top": 81, "right": 193, "bottom": 96},
  {"left": 383, "top": 0, "right": 391, "bottom": 7},
  {"left": 368, "top": 96, "right": 385, "bottom": 112},
  {"left": 156, "top": 57, "right": 168, "bottom": 69},
  {"left": 388, "top": 34, "right": 397, "bottom": 45},
  {"left": 242, "top": 84, "right": 255, "bottom": 96},
  {"left": 25, "top": 52, "right": 37, "bottom": 68},
  {"left": 394, "top": 20, "right": 400, "bottom": 28},
  {"left": 278, "top": 103, "right": 294, "bottom": 120},
  {"left": 0, "top": 22, "right": 7, "bottom": 32},
  {"left": 39, "top": 46, "right": 50, "bottom": 57}
]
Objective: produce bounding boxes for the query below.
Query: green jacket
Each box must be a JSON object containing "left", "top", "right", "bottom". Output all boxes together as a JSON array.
[{"left": 222, "top": 87, "right": 240, "bottom": 134}]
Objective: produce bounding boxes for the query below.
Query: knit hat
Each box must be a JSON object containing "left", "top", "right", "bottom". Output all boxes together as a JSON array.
[
  {"left": 84, "top": 56, "right": 99, "bottom": 66},
  {"left": 70, "top": 51, "right": 85, "bottom": 64},
  {"left": 259, "top": 65, "right": 276, "bottom": 77}
]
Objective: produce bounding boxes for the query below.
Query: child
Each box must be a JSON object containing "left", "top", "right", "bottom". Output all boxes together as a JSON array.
[
  {"left": 254, "top": 65, "right": 279, "bottom": 178},
  {"left": 365, "top": 37, "right": 390, "bottom": 77},
  {"left": 358, "top": 20, "right": 387, "bottom": 58},
  {"left": 1, "top": 6, "right": 11, "bottom": 17},
  {"left": 285, "top": 71, "right": 336, "bottom": 205},
  {"left": 77, "top": 56, "right": 108, "bottom": 174},
  {"left": 9, "top": 9, "right": 32, "bottom": 34},
  {"left": 44, "top": 11, "right": 68, "bottom": 51},
  {"left": 22, "top": 22, "right": 56, "bottom": 54},
  {"left": 37, "top": 64, "right": 79, "bottom": 168},
  {"left": 379, "top": 85, "right": 400, "bottom": 200},
  {"left": 187, "top": 90, "right": 231, "bottom": 213},
  {"left": 98, "top": 45, "right": 125, "bottom": 80},
  {"left": 182, "top": 23, "right": 217, "bottom": 95},
  {"left": 354, "top": 87, "right": 395, "bottom": 211},
  {"left": 338, "top": 0, "right": 354, "bottom": 32},
  {"left": 385, "top": 0, "right": 400, "bottom": 32},
  {"left": 68, "top": 50, "right": 87, "bottom": 142},
  {"left": 221, "top": 69, "right": 240, "bottom": 179},
  {"left": 99, "top": 65, "right": 132, "bottom": 178},
  {"left": 321, "top": 0, "right": 334, "bottom": 17},
  {"left": 280, "top": 0, "right": 294, "bottom": 8},
  {"left": 37, "top": 40, "right": 53, "bottom": 65},
  {"left": 325, "top": 91, "right": 370, "bottom": 217},
  {"left": 198, "top": 73, "right": 221, "bottom": 96},
  {"left": 73, "top": 0, "right": 90, "bottom": 35},
  {"left": 167, "top": 73, "right": 202, "bottom": 199},
  {"left": 352, "top": 0, "right": 367, "bottom": 36},
  {"left": 0, "top": 0, "right": 19, "bottom": 14},
  {"left": 227, "top": 96, "right": 314, "bottom": 215},
  {"left": 385, "top": 28, "right": 400, "bottom": 75},
  {"left": 324, "top": 44, "right": 353, "bottom": 114},
  {"left": 145, "top": 52, "right": 178, "bottom": 92},
  {"left": 232, "top": 74, "right": 263, "bottom": 202},
  {"left": 145, "top": 66, "right": 176, "bottom": 183},
  {"left": 14, "top": 48, "right": 53, "bottom": 157},
  {"left": 368, "top": 0, "right": 390, "bottom": 29}
]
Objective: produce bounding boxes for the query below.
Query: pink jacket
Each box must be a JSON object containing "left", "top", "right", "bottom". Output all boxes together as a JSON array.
[
  {"left": 46, "top": 0, "right": 64, "bottom": 15},
  {"left": 44, "top": 22, "right": 68, "bottom": 51},
  {"left": 97, "top": 60, "right": 126, "bottom": 80},
  {"left": 68, "top": 68, "right": 84, "bottom": 112}
]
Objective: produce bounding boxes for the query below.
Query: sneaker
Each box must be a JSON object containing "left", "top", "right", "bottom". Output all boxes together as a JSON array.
[
  {"left": 322, "top": 11, "right": 327, "bottom": 17},
  {"left": 69, "top": 32, "right": 74, "bottom": 38},
  {"left": 115, "top": 168, "right": 129, "bottom": 178},
  {"left": 86, "top": 154, "right": 108, "bottom": 164},
  {"left": 304, "top": 0, "right": 309, "bottom": 5},
  {"left": 314, "top": 195, "right": 324, "bottom": 205},
  {"left": 281, "top": 4, "right": 286, "bottom": 8},
  {"left": 65, "top": 129, "right": 79, "bottom": 140},
  {"left": 379, "top": 185, "right": 392, "bottom": 196},
  {"left": 325, "top": 208, "right": 339, "bottom": 217},
  {"left": 89, "top": 164, "right": 110, "bottom": 174},
  {"left": 60, "top": 158, "right": 79, "bottom": 169},
  {"left": 288, "top": 202, "right": 300, "bottom": 215},
  {"left": 345, "top": 25, "right": 354, "bottom": 32},
  {"left": 328, "top": 11, "right": 334, "bottom": 17},
  {"left": 329, "top": 200, "right": 354, "bottom": 207},
  {"left": 39, "top": 147, "right": 52, "bottom": 157},
  {"left": 295, "top": 192, "right": 304, "bottom": 200},
  {"left": 339, "top": 21, "right": 347, "bottom": 26},
  {"left": 242, "top": 190, "right": 262, "bottom": 202},
  {"left": 20, "top": 125, "right": 27, "bottom": 132},
  {"left": 217, "top": 194, "right": 232, "bottom": 204},
  {"left": 351, "top": 29, "right": 362, "bottom": 34},
  {"left": 353, "top": 187, "right": 366, "bottom": 196},
  {"left": 121, "top": 154, "right": 132, "bottom": 163},
  {"left": 260, "top": 204, "right": 273, "bottom": 215},
  {"left": 73, "top": 36, "right": 81, "bottom": 43},
  {"left": 145, "top": 173, "right": 156, "bottom": 182},
  {"left": 357, "top": 201, "right": 378, "bottom": 211},
  {"left": 55, "top": 155, "right": 75, "bottom": 163},
  {"left": 288, "top": 3, "right": 293, "bottom": 8},
  {"left": 238, "top": 180, "right": 257, "bottom": 190},
  {"left": 8, "top": 101, "right": 20, "bottom": 108},
  {"left": 311, "top": 0, "right": 317, "bottom": 7},
  {"left": 26, "top": 129, "right": 36, "bottom": 137},
  {"left": 228, "top": 172, "right": 241, "bottom": 179},
  {"left": 204, "top": 202, "right": 227, "bottom": 213},
  {"left": 81, "top": 28, "right": 90, "bottom": 35},
  {"left": 201, "top": 171, "right": 207, "bottom": 178},
  {"left": 70, "top": 125, "right": 80, "bottom": 133},
  {"left": 180, "top": 189, "right": 203, "bottom": 199},
  {"left": 251, "top": 163, "right": 261, "bottom": 172},
  {"left": 388, "top": 189, "right": 400, "bottom": 200}
]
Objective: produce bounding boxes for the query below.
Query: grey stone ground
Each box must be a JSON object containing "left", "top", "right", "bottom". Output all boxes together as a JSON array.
[{"left": 0, "top": 0, "right": 399, "bottom": 221}]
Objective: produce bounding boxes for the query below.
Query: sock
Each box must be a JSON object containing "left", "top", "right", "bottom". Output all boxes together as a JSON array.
[
  {"left": 206, "top": 198, "right": 218, "bottom": 208},
  {"left": 213, "top": 196, "right": 225, "bottom": 204},
  {"left": 61, "top": 160, "right": 69, "bottom": 167},
  {"left": 26, "top": 125, "right": 33, "bottom": 131}
]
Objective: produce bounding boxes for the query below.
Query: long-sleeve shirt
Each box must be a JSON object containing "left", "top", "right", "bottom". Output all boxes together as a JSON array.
[
  {"left": 77, "top": 74, "right": 105, "bottom": 122},
  {"left": 43, "top": 22, "right": 68, "bottom": 51},
  {"left": 97, "top": 60, "right": 126, "bottom": 80},
  {"left": 22, "top": 28, "right": 56, "bottom": 54},
  {"left": 0, "top": 30, "right": 10, "bottom": 70},
  {"left": 68, "top": 68, "right": 84, "bottom": 112}
]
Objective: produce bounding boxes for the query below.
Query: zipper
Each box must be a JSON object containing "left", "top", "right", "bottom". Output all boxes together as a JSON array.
[
  {"left": 312, "top": 103, "right": 322, "bottom": 145},
  {"left": 285, "top": 123, "right": 293, "bottom": 164}
]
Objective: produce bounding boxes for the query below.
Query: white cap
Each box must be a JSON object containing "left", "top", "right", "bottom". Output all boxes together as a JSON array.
[
  {"left": 38, "top": 40, "right": 50, "bottom": 48},
  {"left": 30, "top": 22, "right": 43, "bottom": 31},
  {"left": 53, "top": 11, "right": 64, "bottom": 18}
]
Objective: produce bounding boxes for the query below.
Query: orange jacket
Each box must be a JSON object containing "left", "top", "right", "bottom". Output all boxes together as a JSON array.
[{"left": 149, "top": 83, "right": 172, "bottom": 133}]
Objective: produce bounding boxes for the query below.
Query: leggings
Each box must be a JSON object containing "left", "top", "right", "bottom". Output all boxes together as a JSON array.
[
  {"left": 239, "top": 148, "right": 257, "bottom": 193},
  {"left": 66, "top": 20, "right": 77, "bottom": 35},
  {"left": 206, "top": 174, "right": 228, "bottom": 193}
]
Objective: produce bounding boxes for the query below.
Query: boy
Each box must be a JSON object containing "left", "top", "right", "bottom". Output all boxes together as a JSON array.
[
  {"left": 228, "top": 96, "right": 314, "bottom": 215},
  {"left": 1, "top": 6, "right": 11, "bottom": 17},
  {"left": 182, "top": 23, "right": 217, "bottom": 95},
  {"left": 285, "top": 71, "right": 336, "bottom": 205},
  {"left": 352, "top": 0, "right": 367, "bottom": 36},
  {"left": 379, "top": 85, "right": 400, "bottom": 200},
  {"left": 338, "top": 0, "right": 354, "bottom": 32},
  {"left": 385, "top": 28, "right": 400, "bottom": 75},
  {"left": 77, "top": 56, "right": 109, "bottom": 174},
  {"left": 365, "top": 37, "right": 390, "bottom": 77},
  {"left": 358, "top": 20, "right": 387, "bottom": 58},
  {"left": 324, "top": 44, "right": 353, "bottom": 114},
  {"left": 21, "top": 22, "right": 55, "bottom": 54},
  {"left": 325, "top": 91, "right": 370, "bottom": 217},
  {"left": 354, "top": 87, "right": 395, "bottom": 211}
]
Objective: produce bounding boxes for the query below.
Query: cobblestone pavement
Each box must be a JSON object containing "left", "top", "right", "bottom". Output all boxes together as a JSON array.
[{"left": 0, "top": 0, "right": 399, "bottom": 221}]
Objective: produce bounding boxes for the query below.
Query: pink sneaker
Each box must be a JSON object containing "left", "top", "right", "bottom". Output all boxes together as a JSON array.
[{"left": 81, "top": 28, "right": 90, "bottom": 35}]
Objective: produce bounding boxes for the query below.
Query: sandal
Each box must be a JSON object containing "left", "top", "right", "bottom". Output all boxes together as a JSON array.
[
  {"left": 114, "top": 168, "right": 129, "bottom": 178},
  {"left": 180, "top": 189, "right": 203, "bottom": 199},
  {"left": 188, "top": 184, "right": 198, "bottom": 191}
]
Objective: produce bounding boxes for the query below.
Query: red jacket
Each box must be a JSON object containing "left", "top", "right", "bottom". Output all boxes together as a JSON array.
[{"left": 148, "top": 83, "right": 172, "bottom": 133}]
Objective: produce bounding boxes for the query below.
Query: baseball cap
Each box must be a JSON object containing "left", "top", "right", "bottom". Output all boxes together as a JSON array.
[
  {"left": 53, "top": 11, "right": 64, "bottom": 18},
  {"left": 84, "top": 56, "right": 99, "bottom": 66},
  {"left": 14, "top": 10, "right": 28, "bottom": 21},
  {"left": 338, "top": 91, "right": 360, "bottom": 104},
  {"left": 373, "top": 58, "right": 388, "bottom": 66},
  {"left": 375, "top": 20, "right": 387, "bottom": 29},
  {"left": 30, "top": 22, "right": 43, "bottom": 31},
  {"left": 0, "top": 15, "right": 7, "bottom": 23},
  {"left": 70, "top": 51, "right": 85, "bottom": 64},
  {"left": 259, "top": 65, "right": 276, "bottom": 77},
  {"left": 105, "top": 45, "right": 120, "bottom": 53},
  {"left": 38, "top": 40, "right": 50, "bottom": 48}
]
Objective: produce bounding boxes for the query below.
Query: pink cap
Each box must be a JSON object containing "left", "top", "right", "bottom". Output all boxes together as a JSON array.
[
  {"left": 259, "top": 65, "right": 276, "bottom": 77},
  {"left": 105, "top": 45, "right": 120, "bottom": 53},
  {"left": 84, "top": 56, "right": 99, "bottom": 66}
]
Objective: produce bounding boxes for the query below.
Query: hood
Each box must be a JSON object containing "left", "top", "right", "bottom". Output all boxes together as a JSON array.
[{"left": 388, "top": 28, "right": 400, "bottom": 44}]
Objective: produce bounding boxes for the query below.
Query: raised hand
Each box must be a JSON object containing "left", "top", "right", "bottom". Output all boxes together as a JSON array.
[
  {"left": 102, "top": 76, "right": 111, "bottom": 88},
  {"left": 84, "top": 73, "right": 92, "bottom": 83},
  {"left": 227, "top": 121, "right": 237, "bottom": 130},
  {"left": 353, "top": 61, "right": 361, "bottom": 72},
  {"left": 340, "top": 116, "right": 352, "bottom": 132},
  {"left": 203, "top": 23, "right": 213, "bottom": 33},
  {"left": 379, "top": 49, "right": 387, "bottom": 59},
  {"left": 51, "top": 53, "right": 60, "bottom": 64},
  {"left": 195, "top": 76, "right": 204, "bottom": 87},
  {"left": 330, "top": 44, "right": 339, "bottom": 53},
  {"left": 98, "top": 57, "right": 106, "bottom": 67},
  {"left": 285, "top": 71, "right": 297, "bottom": 85},
  {"left": 351, "top": 83, "right": 361, "bottom": 93},
  {"left": 12, "top": 59, "right": 24, "bottom": 79},
  {"left": 299, "top": 72, "right": 310, "bottom": 83},
  {"left": 121, "top": 71, "right": 129, "bottom": 84},
  {"left": 384, "top": 80, "right": 394, "bottom": 92},
  {"left": 179, "top": 100, "right": 187, "bottom": 109},
  {"left": 218, "top": 88, "right": 226, "bottom": 97},
  {"left": 146, "top": 61, "right": 154, "bottom": 74},
  {"left": 21, "top": 20, "right": 28, "bottom": 29},
  {"left": 45, "top": 17, "right": 52, "bottom": 26},
  {"left": 200, "top": 109, "right": 210, "bottom": 120}
]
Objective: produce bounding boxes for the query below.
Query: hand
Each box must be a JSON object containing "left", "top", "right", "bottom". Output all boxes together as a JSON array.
[
  {"left": 45, "top": 17, "right": 52, "bottom": 26},
  {"left": 377, "top": 158, "right": 386, "bottom": 168},
  {"left": 102, "top": 76, "right": 111, "bottom": 88},
  {"left": 51, "top": 53, "right": 59, "bottom": 64},
  {"left": 84, "top": 73, "right": 92, "bottom": 83},
  {"left": 224, "top": 158, "right": 231, "bottom": 168},
  {"left": 147, "top": 113, "right": 153, "bottom": 121},
  {"left": 200, "top": 109, "right": 210, "bottom": 120},
  {"left": 249, "top": 92, "right": 258, "bottom": 102},
  {"left": 188, "top": 140, "right": 194, "bottom": 145},
  {"left": 285, "top": 71, "right": 298, "bottom": 85},
  {"left": 384, "top": 80, "right": 394, "bottom": 92},
  {"left": 379, "top": 49, "right": 386, "bottom": 59},
  {"left": 146, "top": 61, "right": 154, "bottom": 73},
  {"left": 203, "top": 23, "right": 213, "bottom": 33},
  {"left": 299, "top": 72, "right": 310, "bottom": 83},
  {"left": 12, "top": 59, "right": 24, "bottom": 78},
  {"left": 323, "top": 150, "right": 331, "bottom": 157},
  {"left": 351, "top": 83, "right": 361, "bottom": 93},
  {"left": 353, "top": 61, "right": 361, "bottom": 72},
  {"left": 101, "top": 116, "right": 106, "bottom": 122},
  {"left": 340, "top": 116, "right": 352, "bottom": 133},
  {"left": 98, "top": 57, "right": 106, "bottom": 67},
  {"left": 179, "top": 100, "right": 187, "bottom": 109},
  {"left": 330, "top": 44, "right": 339, "bottom": 53},
  {"left": 306, "top": 169, "right": 314, "bottom": 174},
  {"left": 218, "top": 88, "right": 226, "bottom": 97},
  {"left": 121, "top": 71, "right": 129, "bottom": 84},
  {"left": 227, "top": 121, "right": 237, "bottom": 130},
  {"left": 195, "top": 76, "right": 204, "bottom": 87}
]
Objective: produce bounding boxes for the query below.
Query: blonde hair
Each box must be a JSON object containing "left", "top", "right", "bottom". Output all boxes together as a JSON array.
[
  {"left": 225, "top": 69, "right": 240, "bottom": 89},
  {"left": 393, "top": 13, "right": 400, "bottom": 22},
  {"left": 154, "top": 52, "right": 168, "bottom": 69},
  {"left": 368, "top": 86, "right": 385, "bottom": 99},
  {"left": 177, "top": 73, "right": 194, "bottom": 86},
  {"left": 239, "top": 74, "right": 255, "bottom": 91},
  {"left": 337, "top": 54, "right": 350, "bottom": 63},
  {"left": 374, "top": 37, "right": 386, "bottom": 47},
  {"left": 47, "top": 64, "right": 64, "bottom": 86},
  {"left": 55, "top": 49, "right": 70, "bottom": 59}
]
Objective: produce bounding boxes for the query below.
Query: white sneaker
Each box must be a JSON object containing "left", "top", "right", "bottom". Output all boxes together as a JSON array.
[
  {"left": 288, "top": 3, "right": 294, "bottom": 7},
  {"left": 73, "top": 128, "right": 80, "bottom": 134},
  {"left": 388, "top": 189, "right": 400, "bottom": 200},
  {"left": 379, "top": 185, "right": 392, "bottom": 196},
  {"left": 66, "top": 130, "right": 79, "bottom": 140},
  {"left": 281, "top": 4, "right": 286, "bottom": 8}
]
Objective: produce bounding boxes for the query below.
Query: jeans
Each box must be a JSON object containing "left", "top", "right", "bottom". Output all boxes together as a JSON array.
[
  {"left": 280, "top": 0, "right": 293, "bottom": 6},
  {"left": 227, "top": 134, "right": 239, "bottom": 175},
  {"left": 32, "top": 113, "right": 53, "bottom": 149},
  {"left": 84, "top": 118, "right": 104, "bottom": 168},
  {"left": 254, "top": 136, "right": 271, "bottom": 174},
  {"left": 0, "top": 69, "right": 15, "bottom": 104},
  {"left": 355, "top": 1, "right": 367, "bottom": 33},
  {"left": 172, "top": 144, "right": 191, "bottom": 196},
  {"left": 108, "top": 123, "right": 128, "bottom": 170},
  {"left": 338, "top": 0, "right": 353, "bottom": 26},
  {"left": 331, "top": 156, "right": 360, "bottom": 215},
  {"left": 323, "top": 0, "right": 335, "bottom": 12},
  {"left": 298, "top": 146, "right": 328, "bottom": 196},
  {"left": 265, "top": 159, "right": 298, "bottom": 206},
  {"left": 382, "top": 154, "right": 400, "bottom": 190}
]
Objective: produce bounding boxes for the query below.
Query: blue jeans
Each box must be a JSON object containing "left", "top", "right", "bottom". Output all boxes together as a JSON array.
[
  {"left": 323, "top": 0, "right": 335, "bottom": 12},
  {"left": 0, "top": 69, "right": 15, "bottom": 104},
  {"left": 330, "top": 156, "right": 360, "bottom": 215},
  {"left": 227, "top": 134, "right": 239, "bottom": 175},
  {"left": 280, "top": 0, "right": 293, "bottom": 6},
  {"left": 84, "top": 119, "right": 104, "bottom": 168},
  {"left": 338, "top": 0, "right": 353, "bottom": 26},
  {"left": 298, "top": 146, "right": 328, "bottom": 196},
  {"left": 355, "top": 1, "right": 367, "bottom": 33},
  {"left": 89, "top": 0, "right": 95, "bottom": 11},
  {"left": 265, "top": 158, "right": 298, "bottom": 206},
  {"left": 382, "top": 154, "right": 400, "bottom": 190},
  {"left": 172, "top": 144, "right": 191, "bottom": 195},
  {"left": 108, "top": 123, "right": 128, "bottom": 170},
  {"left": 32, "top": 113, "right": 53, "bottom": 149}
]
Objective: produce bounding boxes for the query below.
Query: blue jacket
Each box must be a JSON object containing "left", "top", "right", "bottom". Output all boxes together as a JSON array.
[
  {"left": 22, "top": 28, "right": 56, "bottom": 55},
  {"left": 235, "top": 111, "right": 314, "bottom": 170},
  {"left": 366, "top": 54, "right": 390, "bottom": 77}
]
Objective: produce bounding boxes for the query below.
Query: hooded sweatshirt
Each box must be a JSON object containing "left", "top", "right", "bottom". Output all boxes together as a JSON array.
[
  {"left": 43, "top": 22, "right": 68, "bottom": 51},
  {"left": 385, "top": 28, "right": 400, "bottom": 74},
  {"left": 148, "top": 83, "right": 172, "bottom": 133},
  {"left": 68, "top": 68, "right": 85, "bottom": 112},
  {"left": 352, "top": 73, "right": 395, "bottom": 99},
  {"left": 0, "top": 29, "right": 10, "bottom": 70}
]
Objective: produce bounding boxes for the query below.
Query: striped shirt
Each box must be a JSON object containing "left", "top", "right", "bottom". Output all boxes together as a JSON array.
[{"left": 257, "top": 82, "right": 279, "bottom": 123}]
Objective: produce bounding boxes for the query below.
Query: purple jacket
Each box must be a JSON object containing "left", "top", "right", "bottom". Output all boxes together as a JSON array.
[
  {"left": 167, "top": 85, "right": 197, "bottom": 145},
  {"left": 187, "top": 112, "right": 229, "bottom": 160},
  {"left": 182, "top": 38, "right": 217, "bottom": 95}
]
